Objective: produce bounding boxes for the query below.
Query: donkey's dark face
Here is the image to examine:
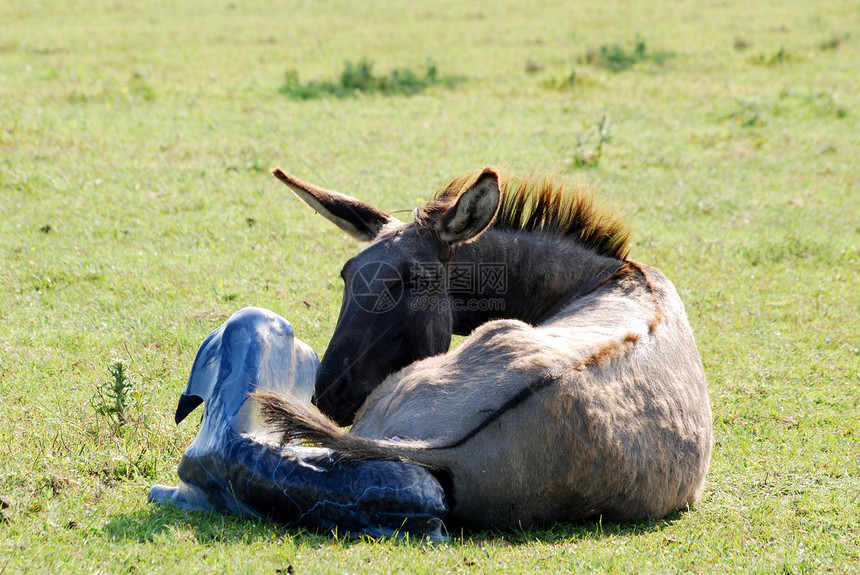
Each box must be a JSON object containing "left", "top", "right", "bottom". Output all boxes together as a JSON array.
[
  {"left": 318, "top": 224, "right": 453, "bottom": 424},
  {"left": 273, "top": 168, "right": 500, "bottom": 425}
]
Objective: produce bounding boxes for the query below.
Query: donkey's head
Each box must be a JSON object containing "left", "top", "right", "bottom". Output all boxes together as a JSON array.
[{"left": 273, "top": 168, "right": 500, "bottom": 425}]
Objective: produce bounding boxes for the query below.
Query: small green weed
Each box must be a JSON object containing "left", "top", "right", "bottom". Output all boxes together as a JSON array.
[
  {"left": 280, "top": 59, "right": 459, "bottom": 99},
  {"left": 817, "top": 34, "right": 843, "bottom": 51},
  {"left": 88, "top": 361, "right": 165, "bottom": 480},
  {"left": 570, "top": 114, "right": 612, "bottom": 169},
  {"left": 749, "top": 47, "right": 797, "bottom": 66},
  {"left": 582, "top": 36, "right": 672, "bottom": 72},
  {"left": 723, "top": 90, "right": 848, "bottom": 128},
  {"left": 773, "top": 90, "right": 848, "bottom": 119},
  {"left": 524, "top": 58, "right": 545, "bottom": 74},
  {"left": 91, "top": 361, "right": 140, "bottom": 432},
  {"left": 742, "top": 236, "right": 823, "bottom": 267},
  {"left": 129, "top": 71, "right": 157, "bottom": 102},
  {"left": 724, "top": 99, "right": 767, "bottom": 128},
  {"left": 64, "top": 72, "right": 157, "bottom": 105},
  {"left": 540, "top": 70, "right": 578, "bottom": 92}
]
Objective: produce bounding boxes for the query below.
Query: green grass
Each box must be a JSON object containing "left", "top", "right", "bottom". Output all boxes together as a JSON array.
[{"left": 1, "top": 0, "right": 858, "bottom": 572}]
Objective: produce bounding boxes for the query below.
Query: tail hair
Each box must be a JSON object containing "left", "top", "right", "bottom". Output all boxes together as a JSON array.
[
  {"left": 254, "top": 372, "right": 560, "bottom": 466},
  {"left": 252, "top": 391, "right": 424, "bottom": 464}
]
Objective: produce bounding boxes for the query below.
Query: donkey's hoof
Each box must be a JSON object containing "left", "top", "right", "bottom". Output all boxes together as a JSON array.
[{"left": 148, "top": 482, "right": 216, "bottom": 513}]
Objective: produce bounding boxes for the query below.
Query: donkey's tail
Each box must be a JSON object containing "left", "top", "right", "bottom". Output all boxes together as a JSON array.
[
  {"left": 253, "top": 391, "right": 439, "bottom": 466},
  {"left": 253, "top": 372, "right": 559, "bottom": 466}
]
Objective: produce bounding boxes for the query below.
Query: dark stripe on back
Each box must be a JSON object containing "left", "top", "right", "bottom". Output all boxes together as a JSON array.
[{"left": 427, "top": 374, "right": 558, "bottom": 451}]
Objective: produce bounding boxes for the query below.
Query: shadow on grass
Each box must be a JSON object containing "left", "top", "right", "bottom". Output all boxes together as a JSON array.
[
  {"left": 102, "top": 505, "right": 330, "bottom": 546},
  {"left": 103, "top": 504, "right": 685, "bottom": 547},
  {"left": 449, "top": 511, "right": 687, "bottom": 548}
]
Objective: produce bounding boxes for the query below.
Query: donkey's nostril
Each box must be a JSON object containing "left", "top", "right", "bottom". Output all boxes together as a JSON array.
[{"left": 328, "top": 371, "right": 351, "bottom": 398}]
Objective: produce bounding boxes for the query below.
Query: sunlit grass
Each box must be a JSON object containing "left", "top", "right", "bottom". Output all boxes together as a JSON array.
[{"left": 1, "top": 0, "right": 858, "bottom": 572}]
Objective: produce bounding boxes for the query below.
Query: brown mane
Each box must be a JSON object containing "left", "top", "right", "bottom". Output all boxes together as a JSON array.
[{"left": 419, "top": 168, "right": 631, "bottom": 260}]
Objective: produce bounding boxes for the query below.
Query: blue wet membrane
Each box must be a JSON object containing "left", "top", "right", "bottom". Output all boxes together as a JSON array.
[
  {"left": 151, "top": 436, "right": 448, "bottom": 538},
  {"left": 148, "top": 307, "right": 449, "bottom": 539}
]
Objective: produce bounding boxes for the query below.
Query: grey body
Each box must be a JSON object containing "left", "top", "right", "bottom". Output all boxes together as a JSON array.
[
  {"left": 351, "top": 261, "right": 710, "bottom": 526},
  {"left": 260, "top": 168, "right": 713, "bottom": 529}
]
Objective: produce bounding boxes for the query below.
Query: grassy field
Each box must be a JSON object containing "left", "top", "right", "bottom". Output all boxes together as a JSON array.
[{"left": 1, "top": 0, "right": 858, "bottom": 572}]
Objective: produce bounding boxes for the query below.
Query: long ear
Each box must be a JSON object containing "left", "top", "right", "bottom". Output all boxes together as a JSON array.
[
  {"left": 436, "top": 168, "right": 501, "bottom": 245},
  {"left": 272, "top": 168, "right": 395, "bottom": 241}
]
